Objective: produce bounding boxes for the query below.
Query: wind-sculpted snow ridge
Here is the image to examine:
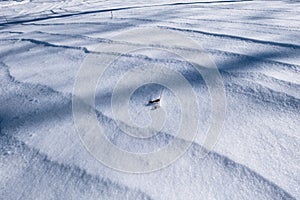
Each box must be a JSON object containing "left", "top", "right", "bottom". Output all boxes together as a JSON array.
[
  {"left": 0, "top": 61, "right": 297, "bottom": 199},
  {"left": 0, "top": 0, "right": 300, "bottom": 199},
  {"left": 0, "top": 64, "right": 152, "bottom": 200},
  {"left": 0, "top": 0, "right": 253, "bottom": 25},
  {"left": 0, "top": 136, "right": 153, "bottom": 200},
  {"left": 224, "top": 75, "right": 300, "bottom": 112},
  {"left": 1, "top": 38, "right": 299, "bottom": 198},
  {"left": 160, "top": 26, "right": 300, "bottom": 50}
]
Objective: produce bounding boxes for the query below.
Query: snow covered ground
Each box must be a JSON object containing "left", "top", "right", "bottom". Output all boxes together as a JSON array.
[{"left": 0, "top": 0, "right": 299, "bottom": 199}]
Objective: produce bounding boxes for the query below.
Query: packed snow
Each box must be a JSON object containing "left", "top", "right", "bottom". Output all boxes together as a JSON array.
[{"left": 0, "top": 0, "right": 299, "bottom": 199}]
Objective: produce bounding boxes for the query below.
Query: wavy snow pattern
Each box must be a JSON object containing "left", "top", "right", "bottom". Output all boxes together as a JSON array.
[{"left": 0, "top": 0, "right": 300, "bottom": 199}]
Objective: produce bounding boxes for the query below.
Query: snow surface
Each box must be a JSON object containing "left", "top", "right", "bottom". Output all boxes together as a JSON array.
[{"left": 0, "top": 0, "right": 299, "bottom": 199}]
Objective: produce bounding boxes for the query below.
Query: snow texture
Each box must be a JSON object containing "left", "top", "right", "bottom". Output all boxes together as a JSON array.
[{"left": 0, "top": 0, "right": 299, "bottom": 199}]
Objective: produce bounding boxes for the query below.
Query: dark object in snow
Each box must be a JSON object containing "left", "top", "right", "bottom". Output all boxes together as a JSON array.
[
  {"left": 146, "top": 98, "right": 161, "bottom": 110},
  {"left": 149, "top": 89, "right": 163, "bottom": 104},
  {"left": 146, "top": 90, "right": 163, "bottom": 110},
  {"left": 149, "top": 98, "right": 160, "bottom": 104}
]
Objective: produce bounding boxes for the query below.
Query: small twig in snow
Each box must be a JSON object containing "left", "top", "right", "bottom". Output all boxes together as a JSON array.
[{"left": 148, "top": 89, "right": 164, "bottom": 109}]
